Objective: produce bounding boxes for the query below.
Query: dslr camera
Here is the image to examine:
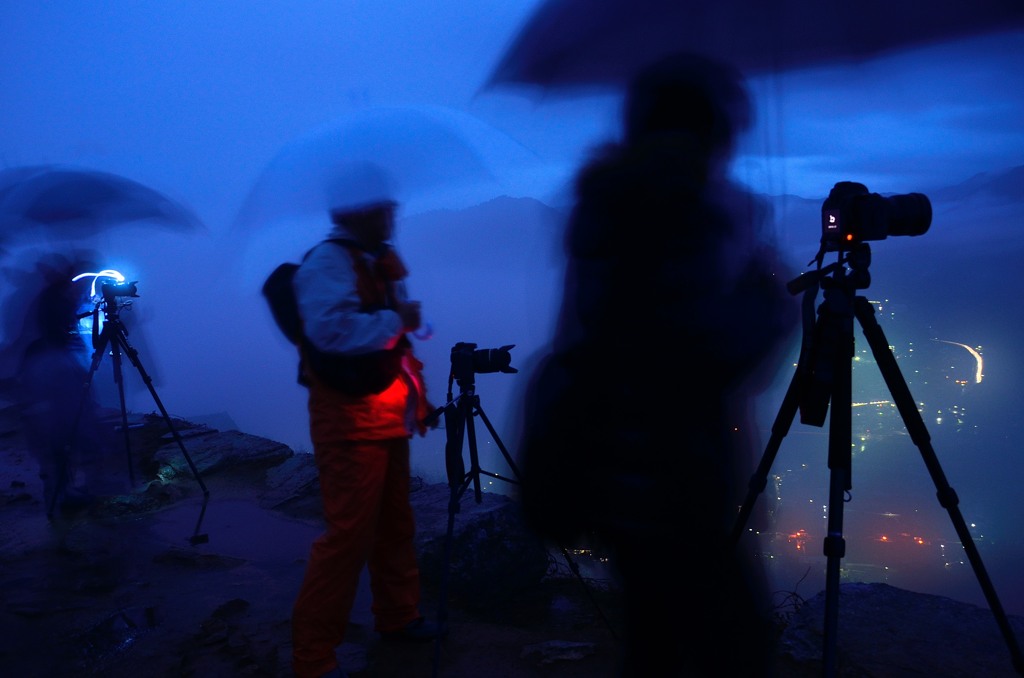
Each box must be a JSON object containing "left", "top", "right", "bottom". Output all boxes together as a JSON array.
[
  {"left": 821, "top": 181, "right": 932, "bottom": 252},
  {"left": 101, "top": 280, "right": 139, "bottom": 300},
  {"left": 450, "top": 342, "right": 517, "bottom": 384}
]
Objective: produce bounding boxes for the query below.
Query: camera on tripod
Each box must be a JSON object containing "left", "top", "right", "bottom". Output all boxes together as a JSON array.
[
  {"left": 821, "top": 181, "right": 932, "bottom": 252},
  {"left": 450, "top": 342, "right": 517, "bottom": 384}
]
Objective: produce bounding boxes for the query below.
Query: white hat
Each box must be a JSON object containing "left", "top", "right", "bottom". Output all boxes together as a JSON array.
[{"left": 323, "top": 160, "right": 398, "bottom": 216}]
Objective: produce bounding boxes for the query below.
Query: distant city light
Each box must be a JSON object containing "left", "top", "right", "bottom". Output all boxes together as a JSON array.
[{"left": 932, "top": 339, "right": 984, "bottom": 383}]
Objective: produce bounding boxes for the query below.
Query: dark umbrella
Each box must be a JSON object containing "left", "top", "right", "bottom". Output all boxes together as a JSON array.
[
  {"left": 488, "top": 0, "right": 1024, "bottom": 87},
  {"left": 0, "top": 165, "right": 202, "bottom": 247}
]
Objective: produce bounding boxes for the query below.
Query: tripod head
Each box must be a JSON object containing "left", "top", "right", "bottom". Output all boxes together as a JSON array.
[
  {"left": 94, "top": 279, "right": 138, "bottom": 325},
  {"left": 71, "top": 269, "right": 138, "bottom": 327},
  {"left": 785, "top": 243, "right": 876, "bottom": 430},
  {"left": 787, "top": 242, "right": 872, "bottom": 298}
]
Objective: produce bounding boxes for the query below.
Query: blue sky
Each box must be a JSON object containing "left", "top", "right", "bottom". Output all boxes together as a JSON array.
[
  {"left": 733, "top": 27, "right": 1024, "bottom": 196},
  {"left": 2, "top": 2, "right": 1021, "bottom": 216}
]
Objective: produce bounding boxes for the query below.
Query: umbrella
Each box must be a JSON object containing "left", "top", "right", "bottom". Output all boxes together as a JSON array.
[
  {"left": 232, "top": 104, "right": 538, "bottom": 234},
  {"left": 488, "top": 0, "right": 1024, "bottom": 88},
  {"left": 229, "top": 104, "right": 541, "bottom": 297},
  {"left": 0, "top": 165, "right": 203, "bottom": 246}
]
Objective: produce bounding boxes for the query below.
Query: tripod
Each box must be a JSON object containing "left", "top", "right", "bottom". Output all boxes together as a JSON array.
[
  {"left": 424, "top": 353, "right": 523, "bottom": 677},
  {"left": 49, "top": 285, "right": 208, "bottom": 520},
  {"left": 425, "top": 342, "right": 612, "bottom": 677},
  {"left": 732, "top": 243, "right": 1023, "bottom": 677}
]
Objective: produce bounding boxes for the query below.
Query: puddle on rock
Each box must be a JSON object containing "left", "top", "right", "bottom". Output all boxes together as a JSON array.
[{"left": 149, "top": 498, "right": 322, "bottom": 563}]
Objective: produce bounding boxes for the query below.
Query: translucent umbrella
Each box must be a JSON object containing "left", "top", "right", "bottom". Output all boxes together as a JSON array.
[
  {"left": 232, "top": 104, "right": 538, "bottom": 235},
  {"left": 228, "top": 104, "right": 541, "bottom": 294}
]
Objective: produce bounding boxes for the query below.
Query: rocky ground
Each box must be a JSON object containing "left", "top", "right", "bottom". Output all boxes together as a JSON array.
[{"left": 1, "top": 406, "right": 1022, "bottom": 677}]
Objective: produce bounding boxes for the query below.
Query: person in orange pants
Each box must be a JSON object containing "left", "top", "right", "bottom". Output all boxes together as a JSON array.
[{"left": 289, "top": 162, "right": 439, "bottom": 678}]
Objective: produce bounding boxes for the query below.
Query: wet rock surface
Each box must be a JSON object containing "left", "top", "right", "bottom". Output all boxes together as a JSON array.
[{"left": 1, "top": 407, "right": 1022, "bottom": 677}]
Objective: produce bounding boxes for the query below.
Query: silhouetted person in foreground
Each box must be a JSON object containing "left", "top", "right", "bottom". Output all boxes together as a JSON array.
[
  {"left": 518, "top": 53, "right": 799, "bottom": 677},
  {"left": 288, "top": 162, "right": 440, "bottom": 678}
]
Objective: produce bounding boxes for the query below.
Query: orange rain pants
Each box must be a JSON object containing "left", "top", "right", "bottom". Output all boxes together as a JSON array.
[{"left": 290, "top": 434, "right": 422, "bottom": 678}]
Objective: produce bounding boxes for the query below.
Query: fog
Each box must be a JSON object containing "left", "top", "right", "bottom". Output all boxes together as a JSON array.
[{"left": 2, "top": 3, "right": 1024, "bottom": 616}]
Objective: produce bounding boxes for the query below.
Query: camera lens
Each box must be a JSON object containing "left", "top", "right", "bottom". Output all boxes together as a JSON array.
[
  {"left": 883, "top": 192, "right": 932, "bottom": 238},
  {"left": 473, "top": 346, "right": 515, "bottom": 374}
]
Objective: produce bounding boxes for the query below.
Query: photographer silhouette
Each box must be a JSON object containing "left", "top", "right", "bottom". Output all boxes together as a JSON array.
[{"left": 518, "top": 52, "right": 798, "bottom": 677}]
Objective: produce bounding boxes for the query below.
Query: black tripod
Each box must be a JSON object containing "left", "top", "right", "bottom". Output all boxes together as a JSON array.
[
  {"left": 425, "top": 342, "right": 613, "bottom": 677},
  {"left": 423, "top": 343, "right": 522, "bottom": 677},
  {"left": 50, "top": 282, "right": 208, "bottom": 521},
  {"left": 732, "top": 243, "right": 1023, "bottom": 677},
  {"left": 435, "top": 350, "right": 522, "bottom": 506}
]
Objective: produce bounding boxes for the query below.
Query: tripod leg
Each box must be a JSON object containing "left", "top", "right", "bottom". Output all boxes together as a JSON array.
[
  {"left": 472, "top": 401, "right": 522, "bottom": 482},
  {"left": 443, "top": 400, "right": 467, "bottom": 490},
  {"left": 109, "top": 341, "right": 136, "bottom": 486},
  {"left": 821, "top": 288, "right": 856, "bottom": 678},
  {"left": 463, "top": 397, "right": 485, "bottom": 503},
  {"left": 822, "top": 467, "right": 850, "bottom": 678},
  {"left": 113, "top": 326, "right": 209, "bottom": 496},
  {"left": 731, "top": 366, "right": 802, "bottom": 544},
  {"left": 734, "top": 278, "right": 836, "bottom": 543},
  {"left": 433, "top": 399, "right": 473, "bottom": 678},
  {"left": 855, "top": 296, "right": 1024, "bottom": 674}
]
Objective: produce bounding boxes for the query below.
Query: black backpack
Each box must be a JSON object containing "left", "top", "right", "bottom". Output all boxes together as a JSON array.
[
  {"left": 261, "top": 239, "right": 406, "bottom": 396},
  {"left": 262, "top": 260, "right": 306, "bottom": 345}
]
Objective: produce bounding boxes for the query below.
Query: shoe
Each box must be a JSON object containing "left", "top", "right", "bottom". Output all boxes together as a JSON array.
[{"left": 380, "top": 616, "right": 444, "bottom": 643}]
